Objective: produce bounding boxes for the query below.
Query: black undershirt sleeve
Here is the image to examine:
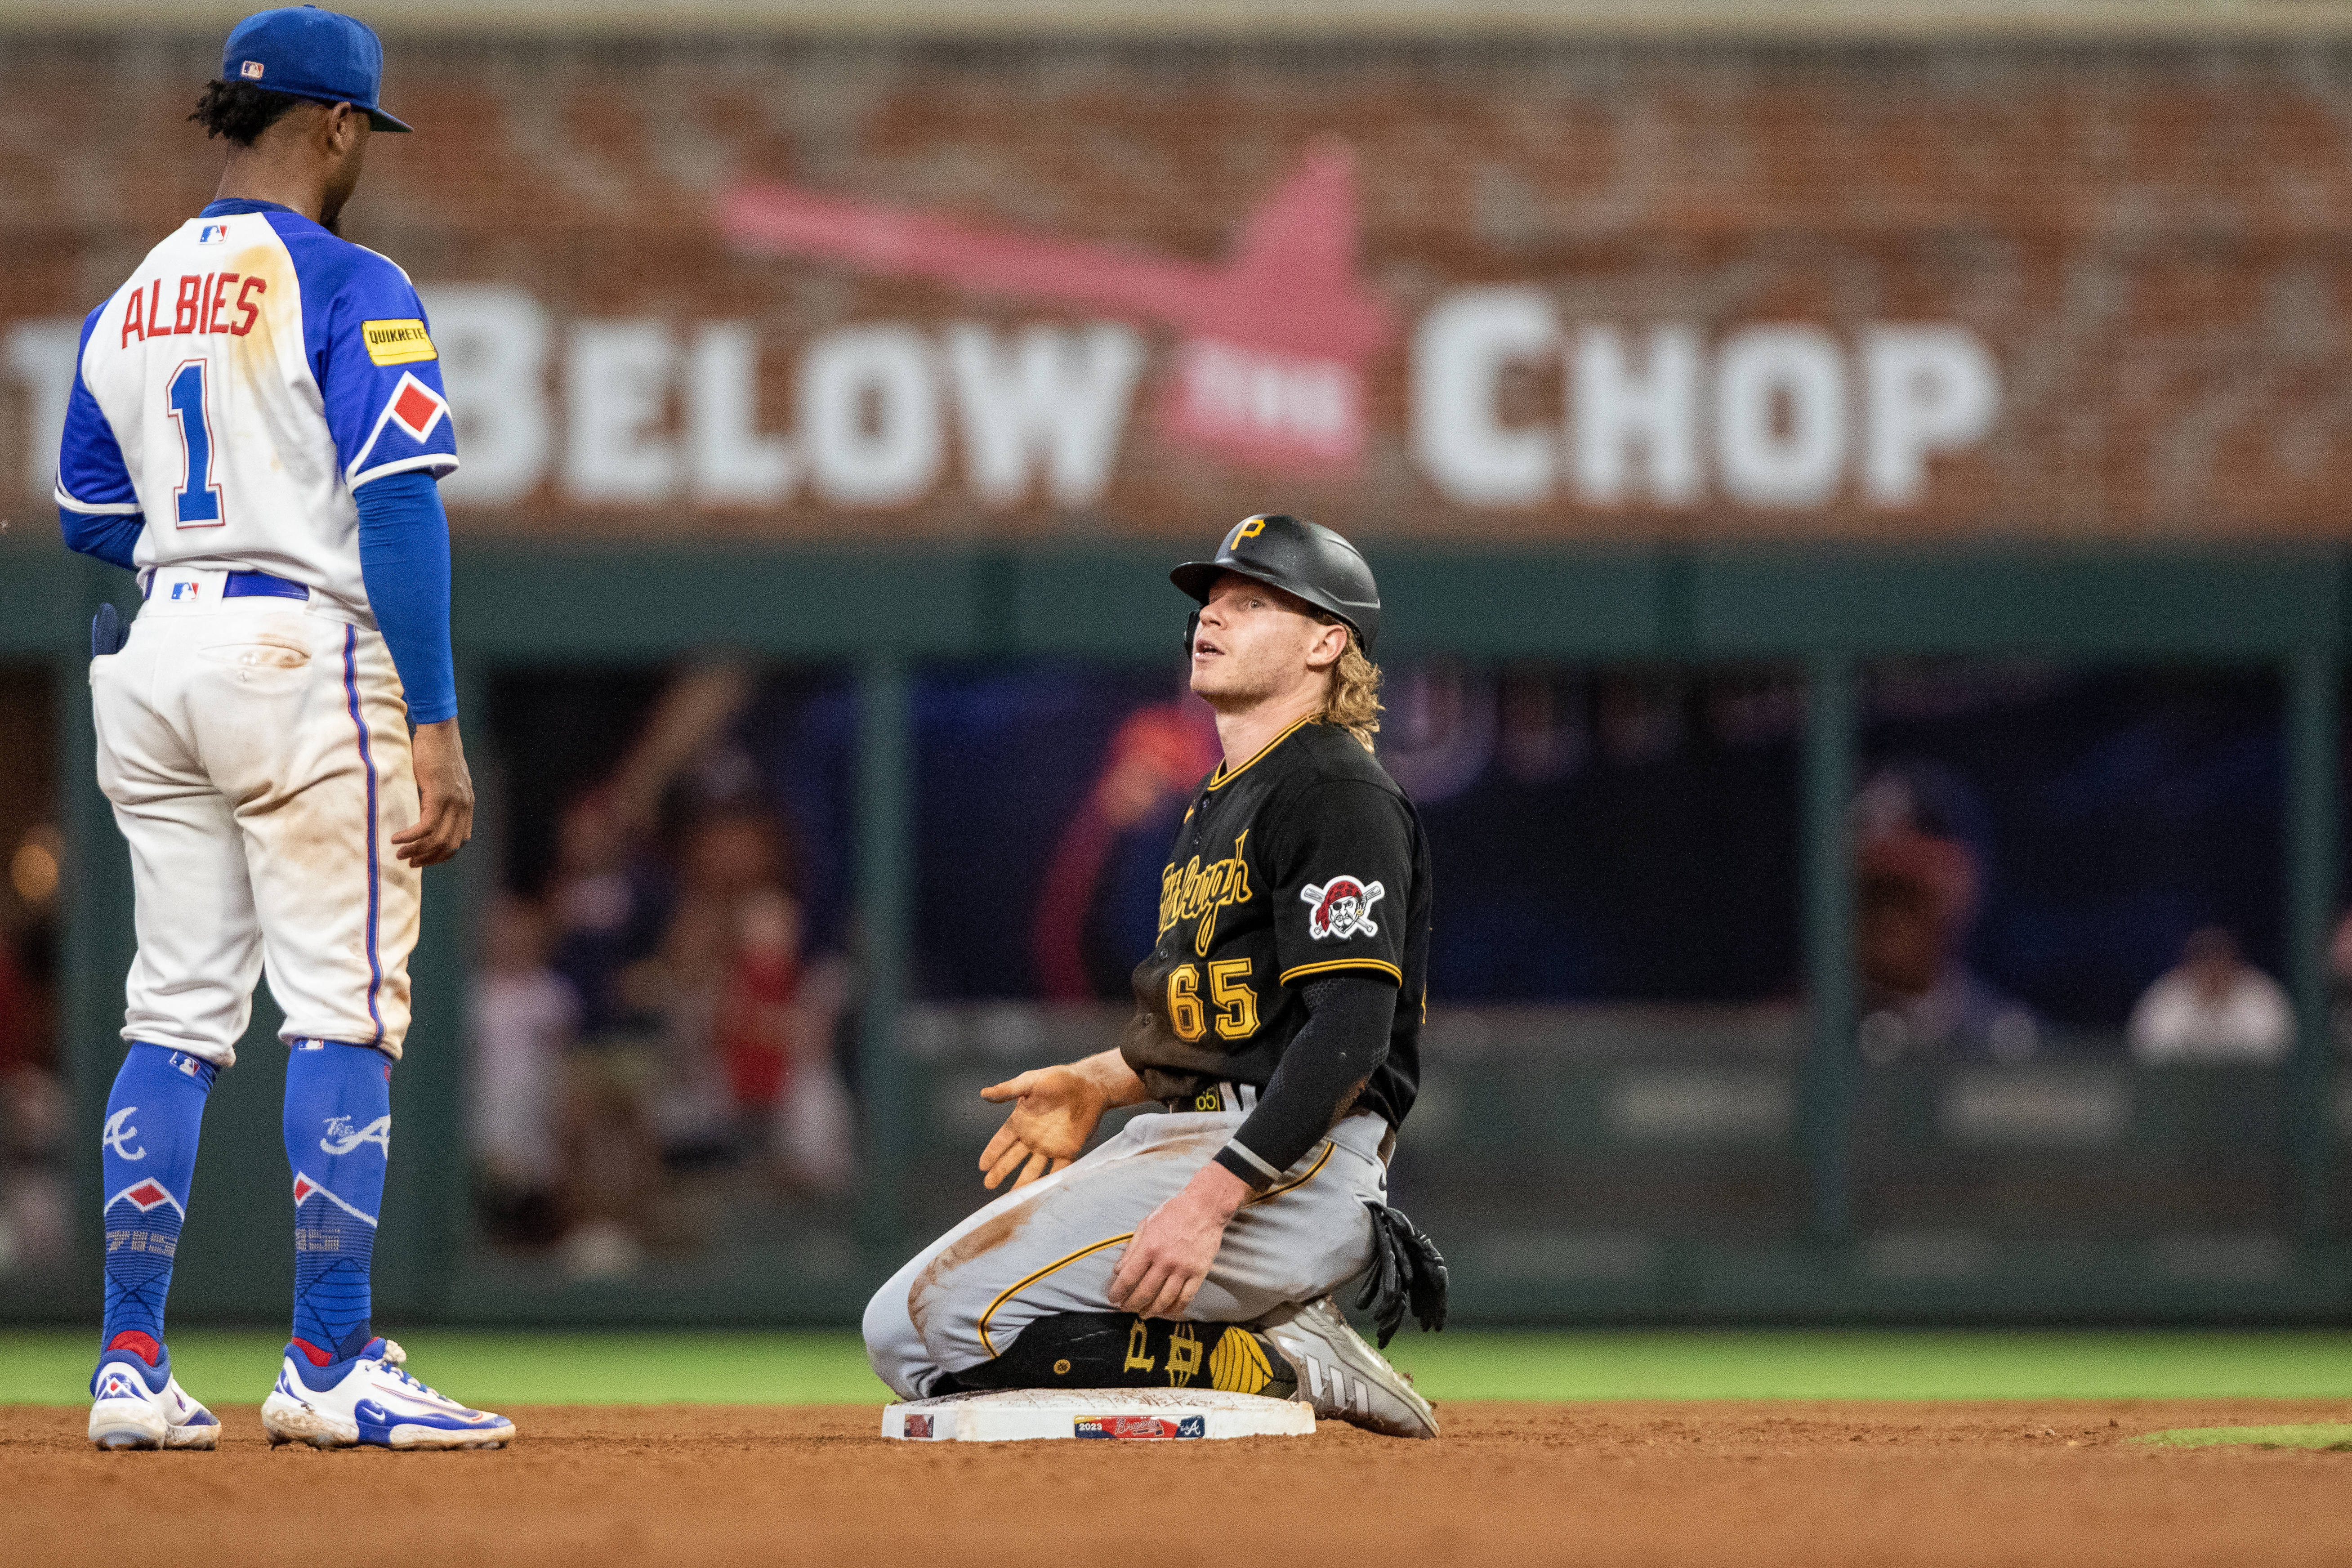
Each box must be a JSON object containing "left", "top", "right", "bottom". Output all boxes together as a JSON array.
[{"left": 1213, "top": 973, "right": 1396, "bottom": 1190}]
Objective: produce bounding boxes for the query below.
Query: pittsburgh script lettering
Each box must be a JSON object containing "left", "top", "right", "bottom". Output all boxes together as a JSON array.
[{"left": 1159, "top": 831, "right": 1252, "bottom": 956}]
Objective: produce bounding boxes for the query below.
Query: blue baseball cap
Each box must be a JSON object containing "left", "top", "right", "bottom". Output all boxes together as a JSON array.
[{"left": 221, "top": 6, "right": 410, "bottom": 132}]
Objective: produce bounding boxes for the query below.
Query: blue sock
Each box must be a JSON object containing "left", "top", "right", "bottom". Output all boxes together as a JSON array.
[
  {"left": 98, "top": 1044, "right": 217, "bottom": 1371},
  {"left": 284, "top": 1040, "right": 392, "bottom": 1363}
]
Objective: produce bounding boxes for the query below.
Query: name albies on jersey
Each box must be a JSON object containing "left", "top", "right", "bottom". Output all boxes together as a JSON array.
[
  {"left": 1123, "top": 716, "right": 1432, "bottom": 1129},
  {"left": 54, "top": 200, "right": 458, "bottom": 614}
]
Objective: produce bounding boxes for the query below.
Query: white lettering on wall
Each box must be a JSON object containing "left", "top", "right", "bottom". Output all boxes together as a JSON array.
[
  {"left": 1573, "top": 325, "right": 1702, "bottom": 506},
  {"left": 566, "top": 321, "right": 677, "bottom": 505},
  {"left": 1411, "top": 288, "right": 1556, "bottom": 506},
  {"left": 802, "top": 325, "right": 941, "bottom": 507},
  {"left": 1862, "top": 326, "right": 2000, "bottom": 505},
  {"left": 1411, "top": 288, "right": 2002, "bottom": 511},
  {"left": 1714, "top": 325, "right": 1847, "bottom": 508},
  {"left": 6, "top": 290, "right": 1999, "bottom": 517},
  {"left": 946, "top": 323, "right": 1144, "bottom": 508},
  {"left": 688, "top": 322, "right": 794, "bottom": 505},
  {"left": 419, "top": 285, "right": 550, "bottom": 507},
  {"left": 4, "top": 318, "right": 79, "bottom": 503}
]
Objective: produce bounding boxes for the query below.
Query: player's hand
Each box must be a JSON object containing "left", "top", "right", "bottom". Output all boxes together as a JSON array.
[
  {"left": 393, "top": 717, "right": 474, "bottom": 868},
  {"left": 977, "top": 1064, "right": 1107, "bottom": 1189},
  {"left": 1109, "top": 1161, "right": 1248, "bottom": 1319}
]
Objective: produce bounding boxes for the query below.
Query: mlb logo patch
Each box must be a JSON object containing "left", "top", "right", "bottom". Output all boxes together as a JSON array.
[
  {"left": 170, "top": 581, "right": 199, "bottom": 601},
  {"left": 241, "top": 59, "right": 264, "bottom": 79},
  {"left": 385, "top": 372, "right": 448, "bottom": 442},
  {"left": 197, "top": 223, "right": 229, "bottom": 245}
]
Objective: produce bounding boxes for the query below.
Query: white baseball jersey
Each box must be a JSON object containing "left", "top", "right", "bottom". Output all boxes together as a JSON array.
[
  {"left": 67, "top": 198, "right": 451, "bottom": 1063},
  {"left": 55, "top": 201, "right": 458, "bottom": 619}
]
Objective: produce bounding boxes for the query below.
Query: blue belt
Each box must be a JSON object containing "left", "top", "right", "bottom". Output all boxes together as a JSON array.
[
  {"left": 146, "top": 570, "right": 309, "bottom": 601},
  {"left": 223, "top": 571, "right": 308, "bottom": 601}
]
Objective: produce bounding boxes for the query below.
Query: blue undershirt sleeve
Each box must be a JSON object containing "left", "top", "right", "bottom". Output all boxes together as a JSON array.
[
  {"left": 58, "top": 506, "right": 144, "bottom": 572},
  {"left": 353, "top": 469, "right": 457, "bottom": 726}
]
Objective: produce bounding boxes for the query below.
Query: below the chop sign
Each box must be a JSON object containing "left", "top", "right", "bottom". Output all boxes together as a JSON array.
[
  {"left": 3, "top": 290, "right": 1999, "bottom": 518},
  {"left": 1415, "top": 291, "right": 2000, "bottom": 510}
]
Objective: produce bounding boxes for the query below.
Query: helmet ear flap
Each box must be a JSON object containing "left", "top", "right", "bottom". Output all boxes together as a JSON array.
[{"left": 1183, "top": 608, "right": 1201, "bottom": 659}]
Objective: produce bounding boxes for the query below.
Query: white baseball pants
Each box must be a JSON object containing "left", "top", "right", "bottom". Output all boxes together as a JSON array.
[{"left": 90, "top": 567, "right": 419, "bottom": 1067}]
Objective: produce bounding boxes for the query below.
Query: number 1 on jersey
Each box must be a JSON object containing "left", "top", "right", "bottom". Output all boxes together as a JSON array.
[{"left": 167, "top": 360, "right": 223, "bottom": 527}]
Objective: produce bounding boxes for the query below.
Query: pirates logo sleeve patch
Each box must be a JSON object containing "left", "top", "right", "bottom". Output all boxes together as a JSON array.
[{"left": 1300, "top": 876, "right": 1384, "bottom": 940}]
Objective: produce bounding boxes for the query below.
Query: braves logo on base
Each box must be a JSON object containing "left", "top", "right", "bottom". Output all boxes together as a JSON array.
[
  {"left": 1300, "top": 876, "right": 1384, "bottom": 939},
  {"left": 1075, "top": 1414, "right": 1207, "bottom": 1440}
]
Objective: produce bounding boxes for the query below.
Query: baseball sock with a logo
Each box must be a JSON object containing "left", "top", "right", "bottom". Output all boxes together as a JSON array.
[
  {"left": 283, "top": 1039, "right": 392, "bottom": 1364},
  {"left": 98, "top": 1043, "right": 217, "bottom": 1370}
]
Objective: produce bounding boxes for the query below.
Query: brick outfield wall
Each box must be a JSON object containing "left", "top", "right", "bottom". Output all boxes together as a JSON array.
[{"left": 4, "top": 34, "right": 2351, "bottom": 545}]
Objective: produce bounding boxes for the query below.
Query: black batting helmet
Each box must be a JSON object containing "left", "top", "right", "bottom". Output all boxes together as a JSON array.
[{"left": 1171, "top": 514, "right": 1382, "bottom": 655}]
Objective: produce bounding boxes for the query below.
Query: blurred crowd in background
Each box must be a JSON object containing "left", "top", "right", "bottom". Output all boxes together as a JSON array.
[
  {"left": 0, "top": 654, "right": 2335, "bottom": 1278},
  {"left": 0, "top": 669, "right": 64, "bottom": 1278},
  {"left": 469, "top": 663, "right": 858, "bottom": 1277},
  {"left": 432, "top": 653, "right": 2323, "bottom": 1273}
]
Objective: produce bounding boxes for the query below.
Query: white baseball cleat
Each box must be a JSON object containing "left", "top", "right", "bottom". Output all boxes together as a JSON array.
[
  {"left": 1260, "top": 1295, "right": 1439, "bottom": 1439},
  {"left": 88, "top": 1333, "right": 220, "bottom": 1451},
  {"left": 261, "top": 1336, "right": 515, "bottom": 1450}
]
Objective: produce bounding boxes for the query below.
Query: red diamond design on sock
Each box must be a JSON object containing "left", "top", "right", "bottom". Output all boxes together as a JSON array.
[
  {"left": 292, "top": 1175, "right": 317, "bottom": 1203},
  {"left": 124, "top": 1180, "right": 170, "bottom": 1210},
  {"left": 390, "top": 380, "right": 444, "bottom": 439}
]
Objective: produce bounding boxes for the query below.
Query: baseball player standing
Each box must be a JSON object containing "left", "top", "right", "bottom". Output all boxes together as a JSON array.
[
  {"left": 864, "top": 514, "right": 1449, "bottom": 1437},
  {"left": 60, "top": 8, "right": 510, "bottom": 1450}
]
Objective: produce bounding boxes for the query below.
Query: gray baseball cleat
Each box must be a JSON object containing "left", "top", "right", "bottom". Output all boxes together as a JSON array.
[{"left": 1259, "top": 1295, "right": 1438, "bottom": 1439}]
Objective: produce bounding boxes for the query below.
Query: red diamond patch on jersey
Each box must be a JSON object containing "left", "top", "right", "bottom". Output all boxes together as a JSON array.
[
  {"left": 386, "top": 373, "right": 447, "bottom": 442},
  {"left": 122, "top": 1180, "right": 172, "bottom": 1211}
]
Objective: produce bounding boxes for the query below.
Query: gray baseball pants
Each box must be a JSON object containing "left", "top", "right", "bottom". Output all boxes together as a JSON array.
[{"left": 863, "top": 1105, "right": 1388, "bottom": 1400}]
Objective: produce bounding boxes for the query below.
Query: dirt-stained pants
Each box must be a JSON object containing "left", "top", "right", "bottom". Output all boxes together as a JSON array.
[
  {"left": 90, "top": 568, "right": 419, "bottom": 1067},
  {"left": 864, "top": 1107, "right": 1387, "bottom": 1400}
]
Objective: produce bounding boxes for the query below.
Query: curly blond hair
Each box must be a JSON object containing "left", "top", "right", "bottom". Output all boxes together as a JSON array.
[{"left": 1315, "top": 617, "right": 1382, "bottom": 752}]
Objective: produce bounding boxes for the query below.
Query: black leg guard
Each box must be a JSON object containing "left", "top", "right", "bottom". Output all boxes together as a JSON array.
[{"left": 943, "top": 1312, "right": 1297, "bottom": 1398}]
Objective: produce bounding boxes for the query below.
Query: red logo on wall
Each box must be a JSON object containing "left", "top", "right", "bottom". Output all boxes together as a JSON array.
[{"left": 719, "top": 141, "right": 1391, "bottom": 476}]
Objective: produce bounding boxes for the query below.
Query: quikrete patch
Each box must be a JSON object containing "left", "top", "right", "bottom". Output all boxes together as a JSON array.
[{"left": 362, "top": 319, "right": 436, "bottom": 365}]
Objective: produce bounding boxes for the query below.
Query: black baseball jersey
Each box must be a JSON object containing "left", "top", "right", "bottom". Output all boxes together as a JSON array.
[{"left": 1122, "top": 717, "right": 1430, "bottom": 1129}]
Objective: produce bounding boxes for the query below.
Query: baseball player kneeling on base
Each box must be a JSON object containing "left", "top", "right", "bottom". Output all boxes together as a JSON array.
[
  {"left": 62, "top": 9, "right": 509, "bottom": 1451},
  {"left": 864, "top": 514, "right": 1449, "bottom": 1438}
]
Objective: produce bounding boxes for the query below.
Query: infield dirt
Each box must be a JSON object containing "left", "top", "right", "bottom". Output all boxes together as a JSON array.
[{"left": 13, "top": 1399, "right": 2352, "bottom": 1565}]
